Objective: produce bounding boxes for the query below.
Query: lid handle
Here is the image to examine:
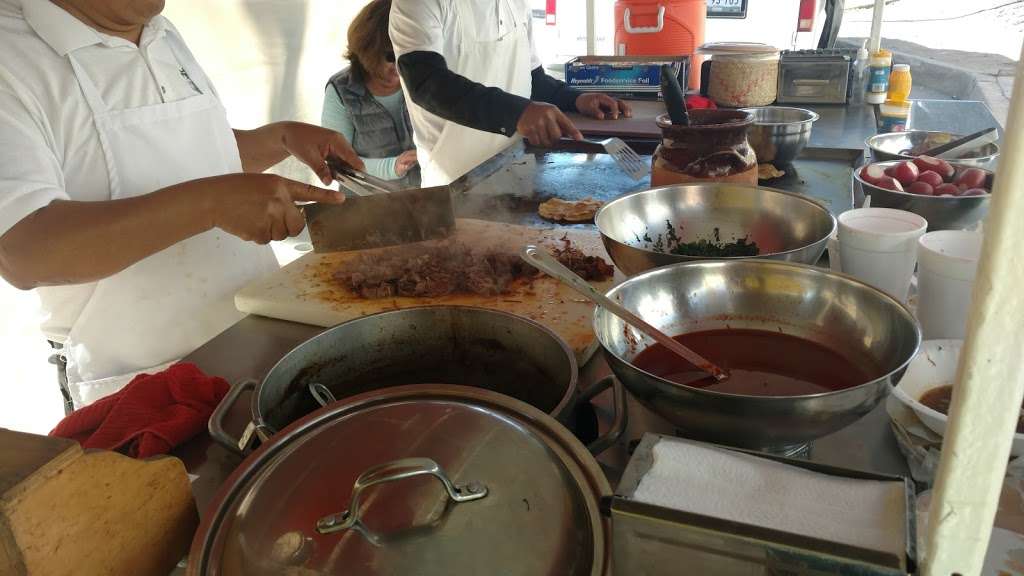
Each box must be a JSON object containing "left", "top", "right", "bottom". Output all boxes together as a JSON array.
[{"left": 316, "top": 457, "right": 488, "bottom": 535}]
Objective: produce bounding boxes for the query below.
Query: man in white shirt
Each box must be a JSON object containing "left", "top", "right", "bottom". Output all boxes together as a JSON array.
[
  {"left": 389, "top": 0, "right": 632, "bottom": 186},
  {"left": 0, "top": 0, "right": 363, "bottom": 406}
]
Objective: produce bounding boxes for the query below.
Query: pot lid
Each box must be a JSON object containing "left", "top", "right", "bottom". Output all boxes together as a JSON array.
[
  {"left": 697, "top": 42, "right": 780, "bottom": 56},
  {"left": 190, "top": 385, "right": 611, "bottom": 576}
]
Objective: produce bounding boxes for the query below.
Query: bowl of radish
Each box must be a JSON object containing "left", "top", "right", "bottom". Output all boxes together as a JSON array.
[
  {"left": 853, "top": 156, "right": 993, "bottom": 231},
  {"left": 866, "top": 130, "right": 999, "bottom": 170}
]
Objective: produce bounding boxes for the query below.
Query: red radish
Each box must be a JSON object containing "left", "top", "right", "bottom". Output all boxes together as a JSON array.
[
  {"left": 912, "top": 155, "right": 946, "bottom": 174},
  {"left": 936, "top": 160, "right": 956, "bottom": 181},
  {"left": 934, "top": 183, "right": 960, "bottom": 196},
  {"left": 873, "top": 176, "right": 905, "bottom": 192},
  {"left": 884, "top": 166, "right": 898, "bottom": 178},
  {"left": 958, "top": 188, "right": 987, "bottom": 197},
  {"left": 860, "top": 164, "right": 890, "bottom": 186},
  {"left": 917, "top": 170, "right": 944, "bottom": 188},
  {"left": 892, "top": 161, "right": 920, "bottom": 186},
  {"left": 954, "top": 168, "right": 987, "bottom": 191},
  {"left": 907, "top": 181, "right": 935, "bottom": 196}
]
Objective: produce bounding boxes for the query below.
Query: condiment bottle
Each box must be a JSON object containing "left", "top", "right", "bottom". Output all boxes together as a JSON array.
[
  {"left": 866, "top": 49, "right": 892, "bottom": 105},
  {"left": 850, "top": 40, "right": 869, "bottom": 105},
  {"left": 887, "top": 64, "right": 912, "bottom": 102},
  {"left": 878, "top": 99, "right": 912, "bottom": 133}
]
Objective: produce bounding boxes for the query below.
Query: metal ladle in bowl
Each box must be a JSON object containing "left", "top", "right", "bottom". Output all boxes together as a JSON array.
[{"left": 521, "top": 245, "right": 729, "bottom": 382}]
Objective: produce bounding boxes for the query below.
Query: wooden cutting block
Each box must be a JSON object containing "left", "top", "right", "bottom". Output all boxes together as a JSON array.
[
  {"left": 0, "top": 429, "right": 197, "bottom": 576},
  {"left": 236, "top": 218, "right": 624, "bottom": 359}
]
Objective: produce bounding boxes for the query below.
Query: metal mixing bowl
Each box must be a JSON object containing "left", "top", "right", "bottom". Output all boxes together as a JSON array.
[
  {"left": 594, "top": 260, "right": 921, "bottom": 453},
  {"left": 853, "top": 160, "right": 993, "bottom": 231},
  {"left": 594, "top": 183, "right": 835, "bottom": 276},
  {"left": 867, "top": 130, "right": 1000, "bottom": 170},
  {"left": 740, "top": 106, "right": 819, "bottom": 167}
]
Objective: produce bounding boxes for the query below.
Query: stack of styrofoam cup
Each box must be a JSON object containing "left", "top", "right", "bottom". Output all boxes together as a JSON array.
[
  {"left": 837, "top": 208, "right": 928, "bottom": 302},
  {"left": 916, "top": 230, "right": 983, "bottom": 339}
]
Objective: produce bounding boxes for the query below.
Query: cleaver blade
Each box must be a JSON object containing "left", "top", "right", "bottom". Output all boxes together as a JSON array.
[{"left": 303, "top": 185, "right": 456, "bottom": 253}]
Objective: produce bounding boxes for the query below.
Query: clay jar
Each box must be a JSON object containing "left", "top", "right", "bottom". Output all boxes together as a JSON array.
[{"left": 651, "top": 109, "right": 758, "bottom": 187}]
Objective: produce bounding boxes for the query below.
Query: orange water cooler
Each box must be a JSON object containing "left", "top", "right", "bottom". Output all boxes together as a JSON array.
[{"left": 614, "top": 0, "right": 705, "bottom": 90}]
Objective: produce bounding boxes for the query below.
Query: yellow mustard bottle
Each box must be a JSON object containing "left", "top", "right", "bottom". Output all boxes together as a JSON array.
[{"left": 887, "top": 64, "right": 912, "bottom": 102}]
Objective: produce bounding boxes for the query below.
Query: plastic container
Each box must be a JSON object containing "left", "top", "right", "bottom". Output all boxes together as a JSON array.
[
  {"left": 850, "top": 40, "right": 869, "bottom": 105},
  {"left": 698, "top": 42, "right": 780, "bottom": 108},
  {"left": 887, "top": 64, "right": 912, "bottom": 102},
  {"left": 614, "top": 0, "right": 706, "bottom": 89},
  {"left": 878, "top": 99, "right": 912, "bottom": 133},
  {"left": 866, "top": 49, "right": 892, "bottom": 105}
]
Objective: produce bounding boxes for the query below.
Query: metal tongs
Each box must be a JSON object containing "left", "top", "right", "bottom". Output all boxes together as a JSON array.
[{"left": 326, "top": 157, "right": 402, "bottom": 196}]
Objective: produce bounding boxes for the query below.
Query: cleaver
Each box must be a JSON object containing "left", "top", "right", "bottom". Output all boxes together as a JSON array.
[{"left": 303, "top": 158, "right": 455, "bottom": 253}]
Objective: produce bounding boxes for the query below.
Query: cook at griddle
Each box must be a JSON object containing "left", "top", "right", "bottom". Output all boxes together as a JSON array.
[{"left": 390, "top": 0, "right": 633, "bottom": 187}]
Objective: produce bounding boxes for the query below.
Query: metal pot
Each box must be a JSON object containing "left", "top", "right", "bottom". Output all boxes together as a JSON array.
[
  {"left": 593, "top": 260, "right": 921, "bottom": 453},
  {"left": 211, "top": 306, "right": 625, "bottom": 455},
  {"left": 190, "top": 385, "right": 612, "bottom": 575}
]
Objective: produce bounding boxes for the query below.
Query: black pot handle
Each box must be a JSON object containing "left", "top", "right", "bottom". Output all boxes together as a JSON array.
[
  {"left": 581, "top": 376, "right": 628, "bottom": 456},
  {"left": 209, "top": 378, "right": 259, "bottom": 454}
]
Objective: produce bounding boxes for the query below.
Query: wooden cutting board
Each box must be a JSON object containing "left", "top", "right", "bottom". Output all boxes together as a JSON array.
[{"left": 235, "top": 219, "right": 623, "bottom": 358}]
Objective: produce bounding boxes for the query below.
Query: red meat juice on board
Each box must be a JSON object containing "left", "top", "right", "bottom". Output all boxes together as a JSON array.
[{"left": 631, "top": 329, "right": 874, "bottom": 396}]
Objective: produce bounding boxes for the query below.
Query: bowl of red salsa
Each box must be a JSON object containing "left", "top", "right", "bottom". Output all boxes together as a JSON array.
[{"left": 593, "top": 259, "right": 921, "bottom": 453}]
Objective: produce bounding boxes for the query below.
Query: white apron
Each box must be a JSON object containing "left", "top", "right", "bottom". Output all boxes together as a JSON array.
[
  {"left": 414, "top": 0, "right": 534, "bottom": 186},
  {"left": 63, "top": 32, "right": 277, "bottom": 406}
]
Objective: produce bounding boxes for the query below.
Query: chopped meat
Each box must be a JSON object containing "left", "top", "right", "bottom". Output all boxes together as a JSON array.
[
  {"left": 551, "top": 235, "right": 615, "bottom": 281},
  {"left": 335, "top": 238, "right": 614, "bottom": 299}
]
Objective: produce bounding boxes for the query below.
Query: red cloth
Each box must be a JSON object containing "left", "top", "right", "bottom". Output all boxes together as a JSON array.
[
  {"left": 685, "top": 95, "right": 717, "bottom": 110},
  {"left": 50, "top": 362, "right": 229, "bottom": 459}
]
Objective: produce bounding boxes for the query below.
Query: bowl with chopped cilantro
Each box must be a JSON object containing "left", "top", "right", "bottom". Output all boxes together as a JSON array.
[{"left": 595, "top": 183, "right": 836, "bottom": 276}]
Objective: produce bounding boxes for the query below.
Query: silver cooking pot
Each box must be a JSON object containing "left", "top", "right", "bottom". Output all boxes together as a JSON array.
[
  {"left": 210, "top": 306, "right": 626, "bottom": 455},
  {"left": 191, "top": 385, "right": 612, "bottom": 575}
]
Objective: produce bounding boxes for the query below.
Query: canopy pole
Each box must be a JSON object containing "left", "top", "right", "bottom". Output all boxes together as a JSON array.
[
  {"left": 923, "top": 43, "right": 1024, "bottom": 575},
  {"left": 868, "top": 0, "right": 884, "bottom": 53},
  {"left": 586, "top": 0, "right": 596, "bottom": 55}
]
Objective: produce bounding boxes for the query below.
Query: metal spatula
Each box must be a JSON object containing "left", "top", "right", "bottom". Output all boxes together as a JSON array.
[{"left": 547, "top": 137, "right": 651, "bottom": 181}]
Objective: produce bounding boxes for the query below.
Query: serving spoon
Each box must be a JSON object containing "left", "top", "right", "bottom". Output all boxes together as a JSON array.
[{"left": 521, "top": 245, "right": 729, "bottom": 382}]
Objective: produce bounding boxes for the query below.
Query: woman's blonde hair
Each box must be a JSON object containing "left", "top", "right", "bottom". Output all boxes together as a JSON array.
[{"left": 345, "top": 0, "right": 394, "bottom": 83}]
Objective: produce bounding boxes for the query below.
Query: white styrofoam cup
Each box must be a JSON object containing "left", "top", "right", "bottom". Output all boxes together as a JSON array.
[
  {"left": 837, "top": 208, "right": 928, "bottom": 302},
  {"left": 917, "top": 230, "right": 983, "bottom": 339}
]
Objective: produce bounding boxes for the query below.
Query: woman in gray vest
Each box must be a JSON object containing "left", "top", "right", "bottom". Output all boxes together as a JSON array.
[{"left": 323, "top": 0, "right": 418, "bottom": 186}]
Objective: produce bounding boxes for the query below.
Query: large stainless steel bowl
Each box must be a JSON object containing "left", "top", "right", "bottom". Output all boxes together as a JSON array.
[
  {"left": 853, "top": 160, "right": 993, "bottom": 231},
  {"left": 594, "top": 260, "right": 921, "bottom": 452},
  {"left": 595, "top": 183, "right": 835, "bottom": 276},
  {"left": 741, "top": 106, "right": 819, "bottom": 167},
  {"left": 867, "top": 130, "right": 999, "bottom": 170}
]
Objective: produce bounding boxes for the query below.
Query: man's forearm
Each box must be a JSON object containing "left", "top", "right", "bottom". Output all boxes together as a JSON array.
[
  {"left": 531, "top": 67, "right": 581, "bottom": 112},
  {"left": 0, "top": 182, "right": 214, "bottom": 289},
  {"left": 397, "top": 51, "right": 530, "bottom": 136},
  {"left": 234, "top": 123, "right": 290, "bottom": 173}
]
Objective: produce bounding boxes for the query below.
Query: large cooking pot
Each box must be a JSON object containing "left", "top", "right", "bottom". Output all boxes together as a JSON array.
[
  {"left": 210, "top": 306, "right": 625, "bottom": 454},
  {"left": 191, "top": 385, "right": 612, "bottom": 575}
]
